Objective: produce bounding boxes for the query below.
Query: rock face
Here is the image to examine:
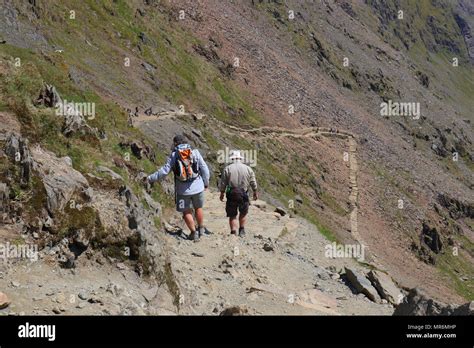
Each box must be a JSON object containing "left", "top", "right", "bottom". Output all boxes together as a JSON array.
[
  {"left": 437, "top": 193, "right": 474, "bottom": 219},
  {"left": 118, "top": 186, "right": 164, "bottom": 275},
  {"left": 455, "top": 0, "right": 474, "bottom": 61},
  {"left": 119, "top": 140, "right": 155, "bottom": 162},
  {"left": 344, "top": 267, "right": 381, "bottom": 303},
  {"left": 31, "top": 146, "right": 89, "bottom": 214},
  {"left": 421, "top": 222, "right": 443, "bottom": 254},
  {"left": 35, "top": 84, "right": 62, "bottom": 108},
  {"left": 5, "top": 133, "right": 33, "bottom": 187},
  {"left": 394, "top": 288, "right": 474, "bottom": 315},
  {"left": 367, "top": 270, "right": 402, "bottom": 306},
  {"left": 0, "top": 183, "right": 10, "bottom": 218}
]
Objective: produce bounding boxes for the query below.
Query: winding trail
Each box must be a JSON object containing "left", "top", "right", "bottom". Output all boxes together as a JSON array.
[
  {"left": 134, "top": 111, "right": 361, "bottom": 244},
  {"left": 130, "top": 111, "right": 395, "bottom": 315}
]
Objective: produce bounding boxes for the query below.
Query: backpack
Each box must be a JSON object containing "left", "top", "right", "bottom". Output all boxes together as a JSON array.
[{"left": 173, "top": 144, "right": 200, "bottom": 182}]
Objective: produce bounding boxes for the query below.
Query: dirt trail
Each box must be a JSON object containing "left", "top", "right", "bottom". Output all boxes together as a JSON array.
[
  {"left": 0, "top": 111, "right": 388, "bottom": 316},
  {"left": 131, "top": 111, "right": 392, "bottom": 315},
  {"left": 134, "top": 111, "right": 362, "bottom": 244},
  {"left": 163, "top": 190, "right": 392, "bottom": 315}
]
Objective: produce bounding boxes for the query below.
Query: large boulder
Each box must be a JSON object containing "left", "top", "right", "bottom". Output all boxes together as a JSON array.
[
  {"left": 394, "top": 288, "right": 474, "bottom": 315},
  {"left": 31, "top": 146, "right": 89, "bottom": 214},
  {"left": 344, "top": 267, "right": 381, "bottom": 303},
  {"left": 367, "top": 270, "right": 402, "bottom": 305}
]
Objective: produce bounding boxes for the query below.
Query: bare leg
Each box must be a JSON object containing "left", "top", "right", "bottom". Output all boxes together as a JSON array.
[
  {"left": 229, "top": 217, "right": 238, "bottom": 233},
  {"left": 182, "top": 209, "right": 195, "bottom": 232},
  {"left": 239, "top": 214, "right": 247, "bottom": 229},
  {"left": 195, "top": 207, "right": 204, "bottom": 228}
]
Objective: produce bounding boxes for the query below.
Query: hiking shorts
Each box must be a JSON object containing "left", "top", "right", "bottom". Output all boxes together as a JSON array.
[
  {"left": 225, "top": 188, "right": 249, "bottom": 218},
  {"left": 176, "top": 191, "right": 204, "bottom": 212}
]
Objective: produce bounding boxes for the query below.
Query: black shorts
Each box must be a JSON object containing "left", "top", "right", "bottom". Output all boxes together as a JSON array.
[{"left": 225, "top": 188, "right": 249, "bottom": 218}]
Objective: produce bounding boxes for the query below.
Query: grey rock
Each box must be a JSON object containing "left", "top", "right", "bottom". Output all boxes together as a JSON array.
[
  {"left": 367, "top": 270, "right": 402, "bottom": 305},
  {"left": 421, "top": 222, "right": 443, "bottom": 254},
  {"left": 0, "top": 183, "right": 9, "bottom": 216},
  {"left": 141, "top": 62, "right": 156, "bottom": 72},
  {"left": 252, "top": 200, "right": 267, "bottom": 210},
  {"left": 192, "top": 113, "right": 206, "bottom": 121},
  {"left": 78, "top": 292, "right": 89, "bottom": 301},
  {"left": 275, "top": 207, "right": 287, "bottom": 216},
  {"left": 73, "top": 229, "right": 90, "bottom": 249},
  {"left": 344, "top": 267, "right": 381, "bottom": 303},
  {"left": 31, "top": 146, "right": 89, "bottom": 213},
  {"left": 295, "top": 195, "right": 303, "bottom": 204},
  {"left": 76, "top": 302, "right": 87, "bottom": 309},
  {"left": 96, "top": 166, "right": 123, "bottom": 180},
  {"left": 143, "top": 192, "right": 161, "bottom": 215},
  {"left": 394, "top": 288, "right": 474, "bottom": 315},
  {"left": 219, "top": 306, "right": 248, "bottom": 316},
  {"left": 192, "top": 129, "right": 203, "bottom": 138},
  {"left": 317, "top": 270, "right": 330, "bottom": 281},
  {"left": 263, "top": 243, "right": 274, "bottom": 252},
  {"left": 5, "top": 133, "right": 32, "bottom": 187},
  {"left": 35, "top": 84, "right": 62, "bottom": 108},
  {"left": 61, "top": 156, "right": 73, "bottom": 167}
]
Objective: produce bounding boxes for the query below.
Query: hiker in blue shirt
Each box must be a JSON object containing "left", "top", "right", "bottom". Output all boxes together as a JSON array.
[{"left": 145, "top": 135, "right": 210, "bottom": 241}]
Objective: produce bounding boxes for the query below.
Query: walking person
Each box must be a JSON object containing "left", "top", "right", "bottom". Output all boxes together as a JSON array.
[
  {"left": 219, "top": 151, "right": 258, "bottom": 237},
  {"left": 145, "top": 135, "right": 210, "bottom": 241}
]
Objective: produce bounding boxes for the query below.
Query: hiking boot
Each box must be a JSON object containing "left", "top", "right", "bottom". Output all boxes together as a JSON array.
[
  {"left": 238, "top": 228, "right": 246, "bottom": 237},
  {"left": 189, "top": 230, "right": 199, "bottom": 242},
  {"left": 230, "top": 230, "right": 237, "bottom": 235},
  {"left": 198, "top": 226, "right": 206, "bottom": 237}
]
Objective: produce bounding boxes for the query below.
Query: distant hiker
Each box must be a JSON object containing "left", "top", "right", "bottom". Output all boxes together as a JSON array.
[
  {"left": 145, "top": 135, "right": 210, "bottom": 241},
  {"left": 219, "top": 151, "right": 258, "bottom": 237}
]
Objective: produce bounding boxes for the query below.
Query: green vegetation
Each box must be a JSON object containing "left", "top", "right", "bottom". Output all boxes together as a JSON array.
[{"left": 437, "top": 239, "right": 474, "bottom": 300}]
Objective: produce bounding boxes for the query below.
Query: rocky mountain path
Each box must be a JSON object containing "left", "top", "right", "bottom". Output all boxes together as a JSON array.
[
  {"left": 134, "top": 111, "right": 363, "bottom": 244},
  {"left": 0, "top": 241, "right": 177, "bottom": 315},
  {"left": 163, "top": 190, "right": 393, "bottom": 315}
]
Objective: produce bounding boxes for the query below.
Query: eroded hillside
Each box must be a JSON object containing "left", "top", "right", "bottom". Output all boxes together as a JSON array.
[{"left": 0, "top": 0, "right": 472, "bottom": 315}]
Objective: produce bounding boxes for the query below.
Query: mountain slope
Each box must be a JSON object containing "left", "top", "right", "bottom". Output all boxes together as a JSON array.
[{"left": 0, "top": 0, "right": 472, "bottom": 315}]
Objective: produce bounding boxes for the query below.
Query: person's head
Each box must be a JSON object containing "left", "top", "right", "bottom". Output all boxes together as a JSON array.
[
  {"left": 173, "top": 134, "right": 187, "bottom": 147},
  {"left": 229, "top": 150, "right": 244, "bottom": 162}
]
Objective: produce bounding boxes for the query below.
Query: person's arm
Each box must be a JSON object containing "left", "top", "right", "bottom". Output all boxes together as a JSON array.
[
  {"left": 219, "top": 167, "right": 228, "bottom": 201},
  {"left": 248, "top": 167, "right": 258, "bottom": 200},
  {"left": 196, "top": 150, "right": 210, "bottom": 188},
  {"left": 147, "top": 153, "right": 174, "bottom": 183}
]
